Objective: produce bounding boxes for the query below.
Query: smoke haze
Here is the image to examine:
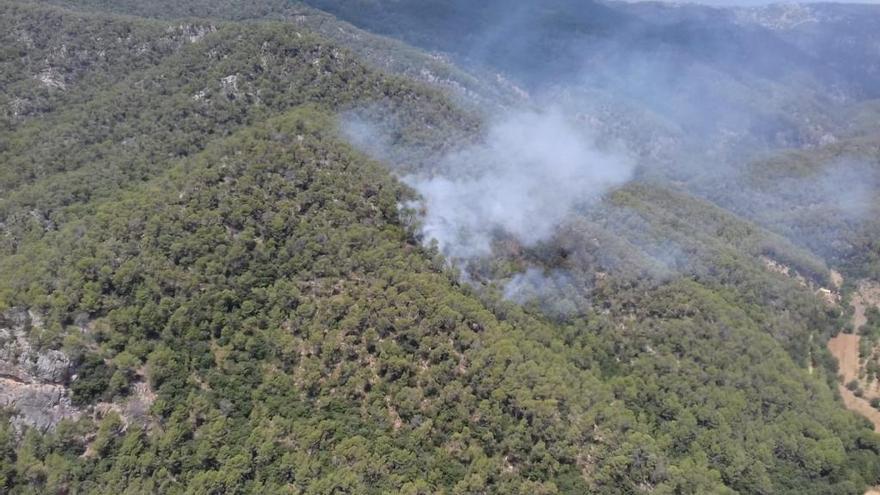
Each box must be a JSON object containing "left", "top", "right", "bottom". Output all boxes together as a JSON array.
[
  {"left": 402, "top": 110, "right": 634, "bottom": 259},
  {"left": 333, "top": 0, "right": 880, "bottom": 305}
]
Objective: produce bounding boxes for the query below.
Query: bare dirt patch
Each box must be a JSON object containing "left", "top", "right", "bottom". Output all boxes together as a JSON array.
[
  {"left": 843, "top": 282, "right": 880, "bottom": 400},
  {"left": 827, "top": 333, "right": 880, "bottom": 414},
  {"left": 836, "top": 383, "right": 880, "bottom": 433},
  {"left": 826, "top": 279, "right": 880, "bottom": 494},
  {"left": 829, "top": 332, "right": 862, "bottom": 384},
  {"left": 827, "top": 281, "right": 880, "bottom": 428}
]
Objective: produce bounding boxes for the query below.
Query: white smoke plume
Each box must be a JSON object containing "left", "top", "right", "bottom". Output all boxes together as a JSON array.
[
  {"left": 404, "top": 109, "right": 635, "bottom": 259},
  {"left": 502, "top": 267, "right": 580, "bottom": 316}
]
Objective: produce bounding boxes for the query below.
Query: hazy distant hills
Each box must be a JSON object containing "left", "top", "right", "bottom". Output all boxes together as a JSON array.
[
  {"left": 304, "top": 0, "right": 880, "bottom": 173},
  {"left": 306, "top": 0, "right": 880, "bottom": 96}
]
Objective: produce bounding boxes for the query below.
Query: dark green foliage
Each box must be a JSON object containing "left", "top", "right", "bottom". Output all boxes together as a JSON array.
[
  {"left": 0, "top": 103, "right": 874, "bottom": 492},
  {"left": 0, "top": 1, "right": 878, "bottom": 494},
  {"left": 0, "top": 0, "right": 475, "bottom": 262},
  {"left": 69, "top": 354, "right": 116, "bottom": 405},
  {"left": 864, "top": 307, "right": 880, "bottom": 338}
]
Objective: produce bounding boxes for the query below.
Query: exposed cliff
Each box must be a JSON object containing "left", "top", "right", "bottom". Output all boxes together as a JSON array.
[{"left": 0, "top": 309, "right": 78, "bottom": 432}]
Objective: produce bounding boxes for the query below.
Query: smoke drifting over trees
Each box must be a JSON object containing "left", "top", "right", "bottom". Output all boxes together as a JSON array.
[
  {"left": 403, "top": 110, "right": 634, "bottom": 259},
  {"left": 337, "top": 0, "right": 880, "bottom": 293}
]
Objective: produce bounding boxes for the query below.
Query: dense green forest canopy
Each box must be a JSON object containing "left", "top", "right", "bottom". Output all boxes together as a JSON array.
[{"left": 1, "top": 0, "right": 879, "bottom": 494}]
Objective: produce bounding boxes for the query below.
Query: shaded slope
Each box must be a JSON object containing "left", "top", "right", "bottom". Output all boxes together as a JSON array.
[{"left": 0, "top": 0, "right": 476, "bottom": 259}]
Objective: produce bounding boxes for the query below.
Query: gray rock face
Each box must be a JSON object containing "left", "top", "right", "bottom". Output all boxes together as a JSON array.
[
  {"left": 0, "top": 309, "right": 72, "bottom": 384},
  {"left": 0, "top": 309, "right": 156, "bottom": 435},
  {"left": 1, "top": 379, "right": 80, "bottom": 432},
  {"left": 0, "top": 309, "right": 80, "bottom": 431}
]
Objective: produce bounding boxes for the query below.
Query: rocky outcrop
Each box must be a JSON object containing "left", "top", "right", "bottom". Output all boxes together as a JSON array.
[
  {"left": 0, "top": 309, "right": 80, "bottom": 432},
  {"left": 734, "top": 4, "right": 819, "bottom": 31},
  {"left": 167, "top": 23, "right": 217, "bottom": 44},
  {"left": 0, "top": 378, "right": 80, "bottom": 433},
  {"left": 1, "top": 309, "right": 157, "bottom": 435},
  {"left": 0, "top": 310, "right": 71, "bottom": 384}
]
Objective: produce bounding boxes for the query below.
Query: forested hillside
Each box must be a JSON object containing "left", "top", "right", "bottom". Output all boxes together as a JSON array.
[
  {"left": 698, "top": 137, "right": 880, "bottom": 281},
  {"left": 1, "top": 1, "right": 880, "bottom": 493}
]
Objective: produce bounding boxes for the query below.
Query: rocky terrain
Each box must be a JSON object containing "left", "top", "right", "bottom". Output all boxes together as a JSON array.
[
  {"left": 0, "top": 309, "right": 78, "bottom": 432},
  {"left": 0, "top": 307, "right": 156, "bottom": 437}
]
